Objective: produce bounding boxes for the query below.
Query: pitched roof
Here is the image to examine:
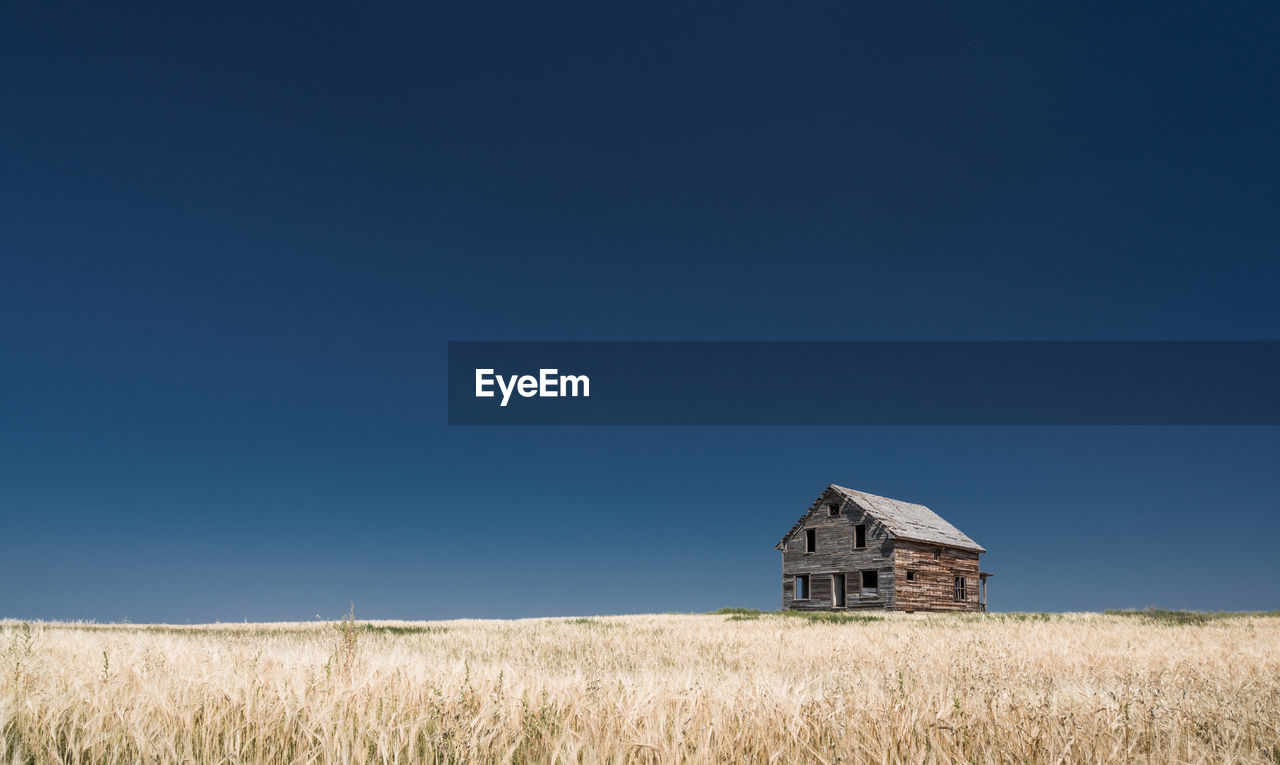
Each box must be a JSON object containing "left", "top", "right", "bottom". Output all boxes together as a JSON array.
[{"left": 775, "top": 484, "right": 986, "bottom": 553}]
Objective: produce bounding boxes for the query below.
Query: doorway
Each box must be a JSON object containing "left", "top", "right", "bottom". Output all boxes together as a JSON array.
[{"left": 833, "top": 574, "right": 846, "bottom": 607}]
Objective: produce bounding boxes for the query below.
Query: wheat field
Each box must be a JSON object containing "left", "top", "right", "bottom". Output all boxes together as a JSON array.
[{"left": 2, "top": 611, "right": 1279, "bottom": 764}]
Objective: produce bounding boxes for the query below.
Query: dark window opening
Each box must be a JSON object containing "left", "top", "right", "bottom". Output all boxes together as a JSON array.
[
  {"left": 905, "top": 570, "right": 916, "bottom": 582},
  {"left": 954, "top": 577, "right": 967, "bottom": 601},
  {"left": 795, "top": 575, "right": 810, "bottom": 600},
  {"left": 933, "top": 548, "right": 941, "bottom": 560},
  {"left": 854, "top": 524, "right": 866, "bottom": 549},
  {"left": 828, "top": 503, "right": 840, "bottom": 516},
  {"left": 832, "top": 574, "right": 846, "bottom": 607},
  {"left": 861, "top": 570, "right": 878, "bottom": 596},
  {"left": 804, "top": 528, "right": 816, "bottom": 553}
]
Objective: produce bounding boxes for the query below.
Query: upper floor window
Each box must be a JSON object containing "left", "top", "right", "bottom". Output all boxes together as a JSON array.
[
  {"left": 854, "top": 524, "right": 866, "bottom": 549},
  {"left": 804, "top": 528, "right": 816, "bottom": 553},
  {"left": 827, "top": 503, "right": 840, "bottom": 516}
]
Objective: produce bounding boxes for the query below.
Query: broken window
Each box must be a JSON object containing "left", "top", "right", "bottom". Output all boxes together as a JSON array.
[
  {"left": 954, "top": 577, "right": 967, "bottom": 601},
  {"left": 828, "top": 503, "right": 840, "bottom": 516},
  {"left": 905, "top": 570, "right": 916, "bottom": 582},
  {"left": 795, "top": 575, "right": 810, "bottom": 600},
  {"left": 934, "top": 548, "right": 941, "bottom": 560},
  {"left": 854, "top": 524, "right": 866, "bottom": 549},
  {"left": 861, "top": 570, "right": 878, "bottom": 595},
  {"left": 805, "top": 528, "right": 816, "bottom": 553}
]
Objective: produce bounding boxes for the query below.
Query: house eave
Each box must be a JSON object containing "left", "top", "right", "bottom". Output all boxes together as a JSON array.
[{"left": 894, "top": 536, "right": 987, "bottom": 554}]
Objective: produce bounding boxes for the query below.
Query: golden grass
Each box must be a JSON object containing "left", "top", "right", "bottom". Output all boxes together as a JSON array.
[{"left": 3, "top": 612, "right": 1280, "bottom": 763}]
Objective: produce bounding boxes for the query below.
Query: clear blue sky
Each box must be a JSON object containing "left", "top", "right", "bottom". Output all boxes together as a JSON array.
[{"left": 3, "top": 4, "right": 1278, "bottom": 621}]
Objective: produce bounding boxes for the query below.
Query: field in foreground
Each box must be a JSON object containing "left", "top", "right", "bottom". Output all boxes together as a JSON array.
[{"left": 3, "top": 611, "right": 1279, "bottom": 764}]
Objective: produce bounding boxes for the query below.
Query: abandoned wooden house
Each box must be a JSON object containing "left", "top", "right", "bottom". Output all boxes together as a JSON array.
[{"left": 776, "top": 484, "right": 991, "bottom": 612}]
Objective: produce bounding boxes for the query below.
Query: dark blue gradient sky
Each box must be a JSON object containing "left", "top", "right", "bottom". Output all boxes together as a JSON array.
[{"left": 3, "top": 3, "right": 1279, "bottom": 621}]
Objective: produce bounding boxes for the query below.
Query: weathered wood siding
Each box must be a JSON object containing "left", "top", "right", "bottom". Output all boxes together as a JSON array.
[
  {"left": 892, "top": 540, "right": 982, "bottom": 612},
  {"left": 780, "top": 490, "right": 895, "bottom": 611}
]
